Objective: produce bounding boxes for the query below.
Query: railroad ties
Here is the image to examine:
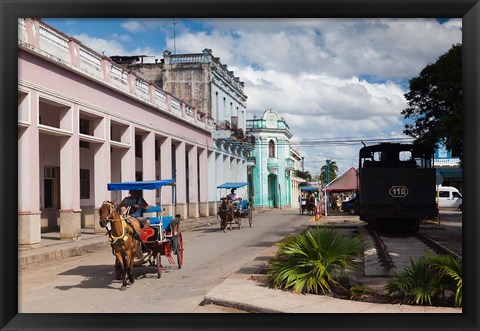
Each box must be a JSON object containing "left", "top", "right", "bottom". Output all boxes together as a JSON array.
[{"left": 360, "top": 227, "right": 435, "bottom": 277}]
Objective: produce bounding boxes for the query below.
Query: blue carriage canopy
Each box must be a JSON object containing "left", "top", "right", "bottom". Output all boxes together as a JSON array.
[
  {"left": 300, "top": 186, "right": 318, "bottom": 192},
  {"left": 217, "top": 182, "right": 248, "bottom": 189},
  {"left": 107, "top": 179, "right": 175, "bottom": 191}
]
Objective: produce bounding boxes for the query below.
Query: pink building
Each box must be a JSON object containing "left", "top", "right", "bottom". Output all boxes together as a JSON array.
[{"left": 18, "top": 18, "right": 248, "bottom": 246}]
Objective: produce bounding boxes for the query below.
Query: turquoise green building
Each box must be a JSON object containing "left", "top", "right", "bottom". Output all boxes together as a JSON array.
[{"left": 246, "top": 109, "right": 304, "bottom": 208}]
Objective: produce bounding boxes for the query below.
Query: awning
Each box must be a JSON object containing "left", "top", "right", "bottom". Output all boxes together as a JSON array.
[
  {"left": 326, "top": 167, "right": 359, "bottom": 192},
  {"left": 437, "top": 168, "right": 462, "bottom": 179},
  {"left": 107, "top": 179, "right": 175, "bottom": 191},
  {"left": 217, "top": 182, "right": 248, "bottom": 189}
]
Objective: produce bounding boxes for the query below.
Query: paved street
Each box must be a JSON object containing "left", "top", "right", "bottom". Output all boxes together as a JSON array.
[
  {"left": 19, "top": 209, "right": 310, "bottom": 313},
  {"left": 17, "top": 208, "right": 462, "bottom": 315}
]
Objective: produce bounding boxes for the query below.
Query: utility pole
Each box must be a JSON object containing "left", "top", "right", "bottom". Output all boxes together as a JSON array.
[
  {"left": 326, "top": 159, "right": 331, "bottom": 184},
  {"left": 325, "top": 159, "right": 331, "bottom": 216}
]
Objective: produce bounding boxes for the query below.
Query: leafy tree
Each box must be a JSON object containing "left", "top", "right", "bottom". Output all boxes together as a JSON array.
[
  {"left": 402, "top": 44, "right": 462, "bottom": 160},
  {"left": 320, "top": 160, "right": 338, "bottom": 184},
  {"left": 297, "top": 170, "right": 312, "bottom": 182}
]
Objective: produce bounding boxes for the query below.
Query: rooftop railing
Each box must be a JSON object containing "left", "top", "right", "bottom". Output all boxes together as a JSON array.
[{"left": 18, "top": 18, "right": 214, "bottom": 132}]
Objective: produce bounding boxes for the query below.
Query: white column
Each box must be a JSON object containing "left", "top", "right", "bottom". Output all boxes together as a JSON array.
[
  {"left": 160, "top": 136, "right": 173, "bottom": 213},
  {"left": 175, "top": 141, "right": 187, "bottom": 219},
  {"left": 198, "top": 147, "right": 209, "bottom": 216},
  {"left": 142, "top": 131, "right": 156, "bottom": 204},
  {"left": 93, "top": 116, "right": 111, "bottom": 233},
  {"left": 121, "top": 126, "right": 136, "bottom": 196},
  {"left": 215, "top": 152, "right": 224, "bottom": 201},
  {"left": 59, "top": 105, "right": 81, "bottom": 239},
  {"left": 187, "top": 145, "right": 199, "bottom": 219},
  {"left": 208, "top": 150, "right": 217, "bottom": 215},
  {"left": 224, "top": 155, "right": 230, "bottom": 183},
  {"left": 18, "top": 91, "right": 41, "bottom": 246}
]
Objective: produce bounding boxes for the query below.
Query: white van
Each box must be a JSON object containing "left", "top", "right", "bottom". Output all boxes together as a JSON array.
[{"left": 437, "top": 186, "right": 462, "bottom": 210}]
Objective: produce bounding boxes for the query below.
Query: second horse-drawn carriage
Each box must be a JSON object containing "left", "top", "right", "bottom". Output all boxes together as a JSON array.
[
  {"left": 99, "top": 179, "right": 183, "bottom": 290},
  {"left": 299, "top": 186, "right": 319, "bottom": 215},
  {"left": 217, "top": 182, "right": 253, "bottom": 231}
]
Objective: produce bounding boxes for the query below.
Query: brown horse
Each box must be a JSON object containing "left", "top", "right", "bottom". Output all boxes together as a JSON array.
[
  {"left": 98, "top": 200, "right": 141, "bottom": 291},
  {"left": 218, "top": 197, "right": 234, "bottom": 232}
]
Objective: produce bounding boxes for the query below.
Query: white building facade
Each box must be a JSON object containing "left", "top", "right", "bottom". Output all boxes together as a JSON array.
[
  {"left": 124, "top": 49, "right": 254, "bottom": 209},
  {"left": 17, "top": 18, "right": 250, "bottom": 246}
]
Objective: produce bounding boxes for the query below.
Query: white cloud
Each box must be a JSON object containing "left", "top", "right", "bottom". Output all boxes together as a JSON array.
[
  {"left": 121, "top": 20, "right": 145, "bottom": 32},
  {"left": 72, "top": 34, "right": 127, "bottom": 56},
  {"left": 112, "top": 34, "right": 131, "bottom": 42},
  {"left": 69, "top": 18, "right": 462, "bottom": 174},
  {"left": 170, "top": 18, "right": 460, "bottom": 173}
]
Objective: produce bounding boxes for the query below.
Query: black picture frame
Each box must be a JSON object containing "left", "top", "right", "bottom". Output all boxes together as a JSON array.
[{"left": 1, "top": 0, "right": 478, "bottom": 330}]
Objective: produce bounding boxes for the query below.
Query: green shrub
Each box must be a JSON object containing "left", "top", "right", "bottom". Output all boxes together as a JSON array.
[
  {"left": 266, "top": 227, "right": 364, "bottom": 295},
  {"left": 386, "top": 257, "right": 441, "bottom": 305},
  {"left": 424, "top": 253, "right": 462, "bottom": 307},
  {"left": 386, "top": 253, "right": 462, "bottom": 307}
]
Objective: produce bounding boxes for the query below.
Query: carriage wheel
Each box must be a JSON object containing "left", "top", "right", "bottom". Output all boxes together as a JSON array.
[
  {"left": 248, "top": 209, "right": 253, "bottom": 227},
  {"left": 176, "top": 233, "right": 184, "bottom": 269},
  {"left": 156, "top": 252, "right": 162, "bottom": 278},
  {"left": 114, "top": 258, "right": 122, "bottom": 280}
]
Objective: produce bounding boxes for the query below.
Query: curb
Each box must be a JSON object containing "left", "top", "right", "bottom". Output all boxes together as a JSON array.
[
  {"left": 19, "top": 216, "right": 218, "bottom": 268},
  {"left": 18, "top": 238, "right": 109, "bottom": 268},
  {"left": 202, "top": 296, "right": 282, "bottom": 313}
]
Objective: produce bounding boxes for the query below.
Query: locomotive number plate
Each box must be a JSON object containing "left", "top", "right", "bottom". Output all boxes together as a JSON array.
[{"left": 389, "top": 186, "right": 409, "bottom": 198}]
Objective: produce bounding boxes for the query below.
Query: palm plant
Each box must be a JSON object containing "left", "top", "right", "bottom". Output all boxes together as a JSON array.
[
  {"left": 267, "top": 227, "right": 364, "bottom": 295},
  {"left": 320, "top": 161, "right": 338, "bottom": 184},
  {"left": 386, "top": 253, "right": 462, "bottom": 307},
  {"left": 424, "top": 253, "right": 462, "bottom": 307},
  {"left": 386, "top": 257, "right": 442, "bottom": 305}
]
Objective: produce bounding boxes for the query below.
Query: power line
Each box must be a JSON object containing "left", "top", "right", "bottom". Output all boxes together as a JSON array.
[{"left": 249, "top": 137, "right": 414, "bottom": 147}]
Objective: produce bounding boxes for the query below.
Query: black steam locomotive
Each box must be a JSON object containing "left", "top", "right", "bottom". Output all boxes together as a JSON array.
[{"left": 358, "top": 143, "right": 437, "bottom": 232}]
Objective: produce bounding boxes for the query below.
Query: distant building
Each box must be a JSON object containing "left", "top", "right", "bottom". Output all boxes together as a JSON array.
[
  {"left": 246, "top": 109, "right": 304, "bottom": 208},
  {"left": 434, "top": 144, "right": 462, "bottom": 190},
  {"left": 121, "top": 49, "right": 255, "bottom": 205}
]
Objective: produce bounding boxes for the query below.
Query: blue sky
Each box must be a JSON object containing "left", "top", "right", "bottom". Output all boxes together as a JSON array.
[{"left": 43, "top": 18, "right": 462, "bottom": 176}]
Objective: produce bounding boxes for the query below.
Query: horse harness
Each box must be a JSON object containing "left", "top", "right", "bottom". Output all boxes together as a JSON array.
[
  {"left": 219, "top": 200, "right": 232, "bottom": 214},
  {"left": 101, "top": 201, "right": 139, "bottom": 245}
]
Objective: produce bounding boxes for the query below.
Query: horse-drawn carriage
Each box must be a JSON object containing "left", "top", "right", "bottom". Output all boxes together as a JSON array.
[
  {"left": 217, "top": 182, "right": 253, "bottom": 231},
  {"left": 99, "top": 179, "right": 183, "bottom": 290},
  {"left": 299, "top": 186, "right": 318, "bottom": 215}
]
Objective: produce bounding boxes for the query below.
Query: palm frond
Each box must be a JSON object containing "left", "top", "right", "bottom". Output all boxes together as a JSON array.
[{"left": 267, "top": 227, "right": 363, "bottom": 295}]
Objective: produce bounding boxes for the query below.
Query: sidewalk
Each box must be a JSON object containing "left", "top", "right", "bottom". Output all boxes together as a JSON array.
[
  {"left": 18, "top": 215, "right": 218, "bottom": 268},
  {"left": 18, "top": 212, "right": 461, "bottom": 313},
  {"left": 203, "top": 214, "right": 461, "bottom": 313}
]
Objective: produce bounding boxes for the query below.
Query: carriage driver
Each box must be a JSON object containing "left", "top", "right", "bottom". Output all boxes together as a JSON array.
[
  {"left": 227, "top": 189, "right": 242, "bottom": 202},
  {"left": 119, "top": 190, "right": 151, "bottom": 228}
]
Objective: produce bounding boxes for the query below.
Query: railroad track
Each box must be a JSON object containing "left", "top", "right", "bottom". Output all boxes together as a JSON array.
[{"left": 360, "top": 226, "right": 461, "bottom": 277}]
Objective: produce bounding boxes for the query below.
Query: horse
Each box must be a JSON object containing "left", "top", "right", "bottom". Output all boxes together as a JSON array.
[
  {"left": 218, "top": 197, "right": 234, "bottom": 232},
  {"left": 98, "top": 200, "right": 142, "bottom": 291}
]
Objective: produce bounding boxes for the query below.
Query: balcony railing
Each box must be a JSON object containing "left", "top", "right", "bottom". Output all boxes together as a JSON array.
[
  {"left": 267, "top": 157, "right": 278, "bottom": 167},
  {"left": 285, "top": 158, "right": 295, "bottom": 170}
]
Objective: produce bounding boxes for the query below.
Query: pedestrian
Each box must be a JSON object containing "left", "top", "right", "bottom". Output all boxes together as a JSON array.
[{"left": 331, "top": 195, "right": 337, "bottom": 211}]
